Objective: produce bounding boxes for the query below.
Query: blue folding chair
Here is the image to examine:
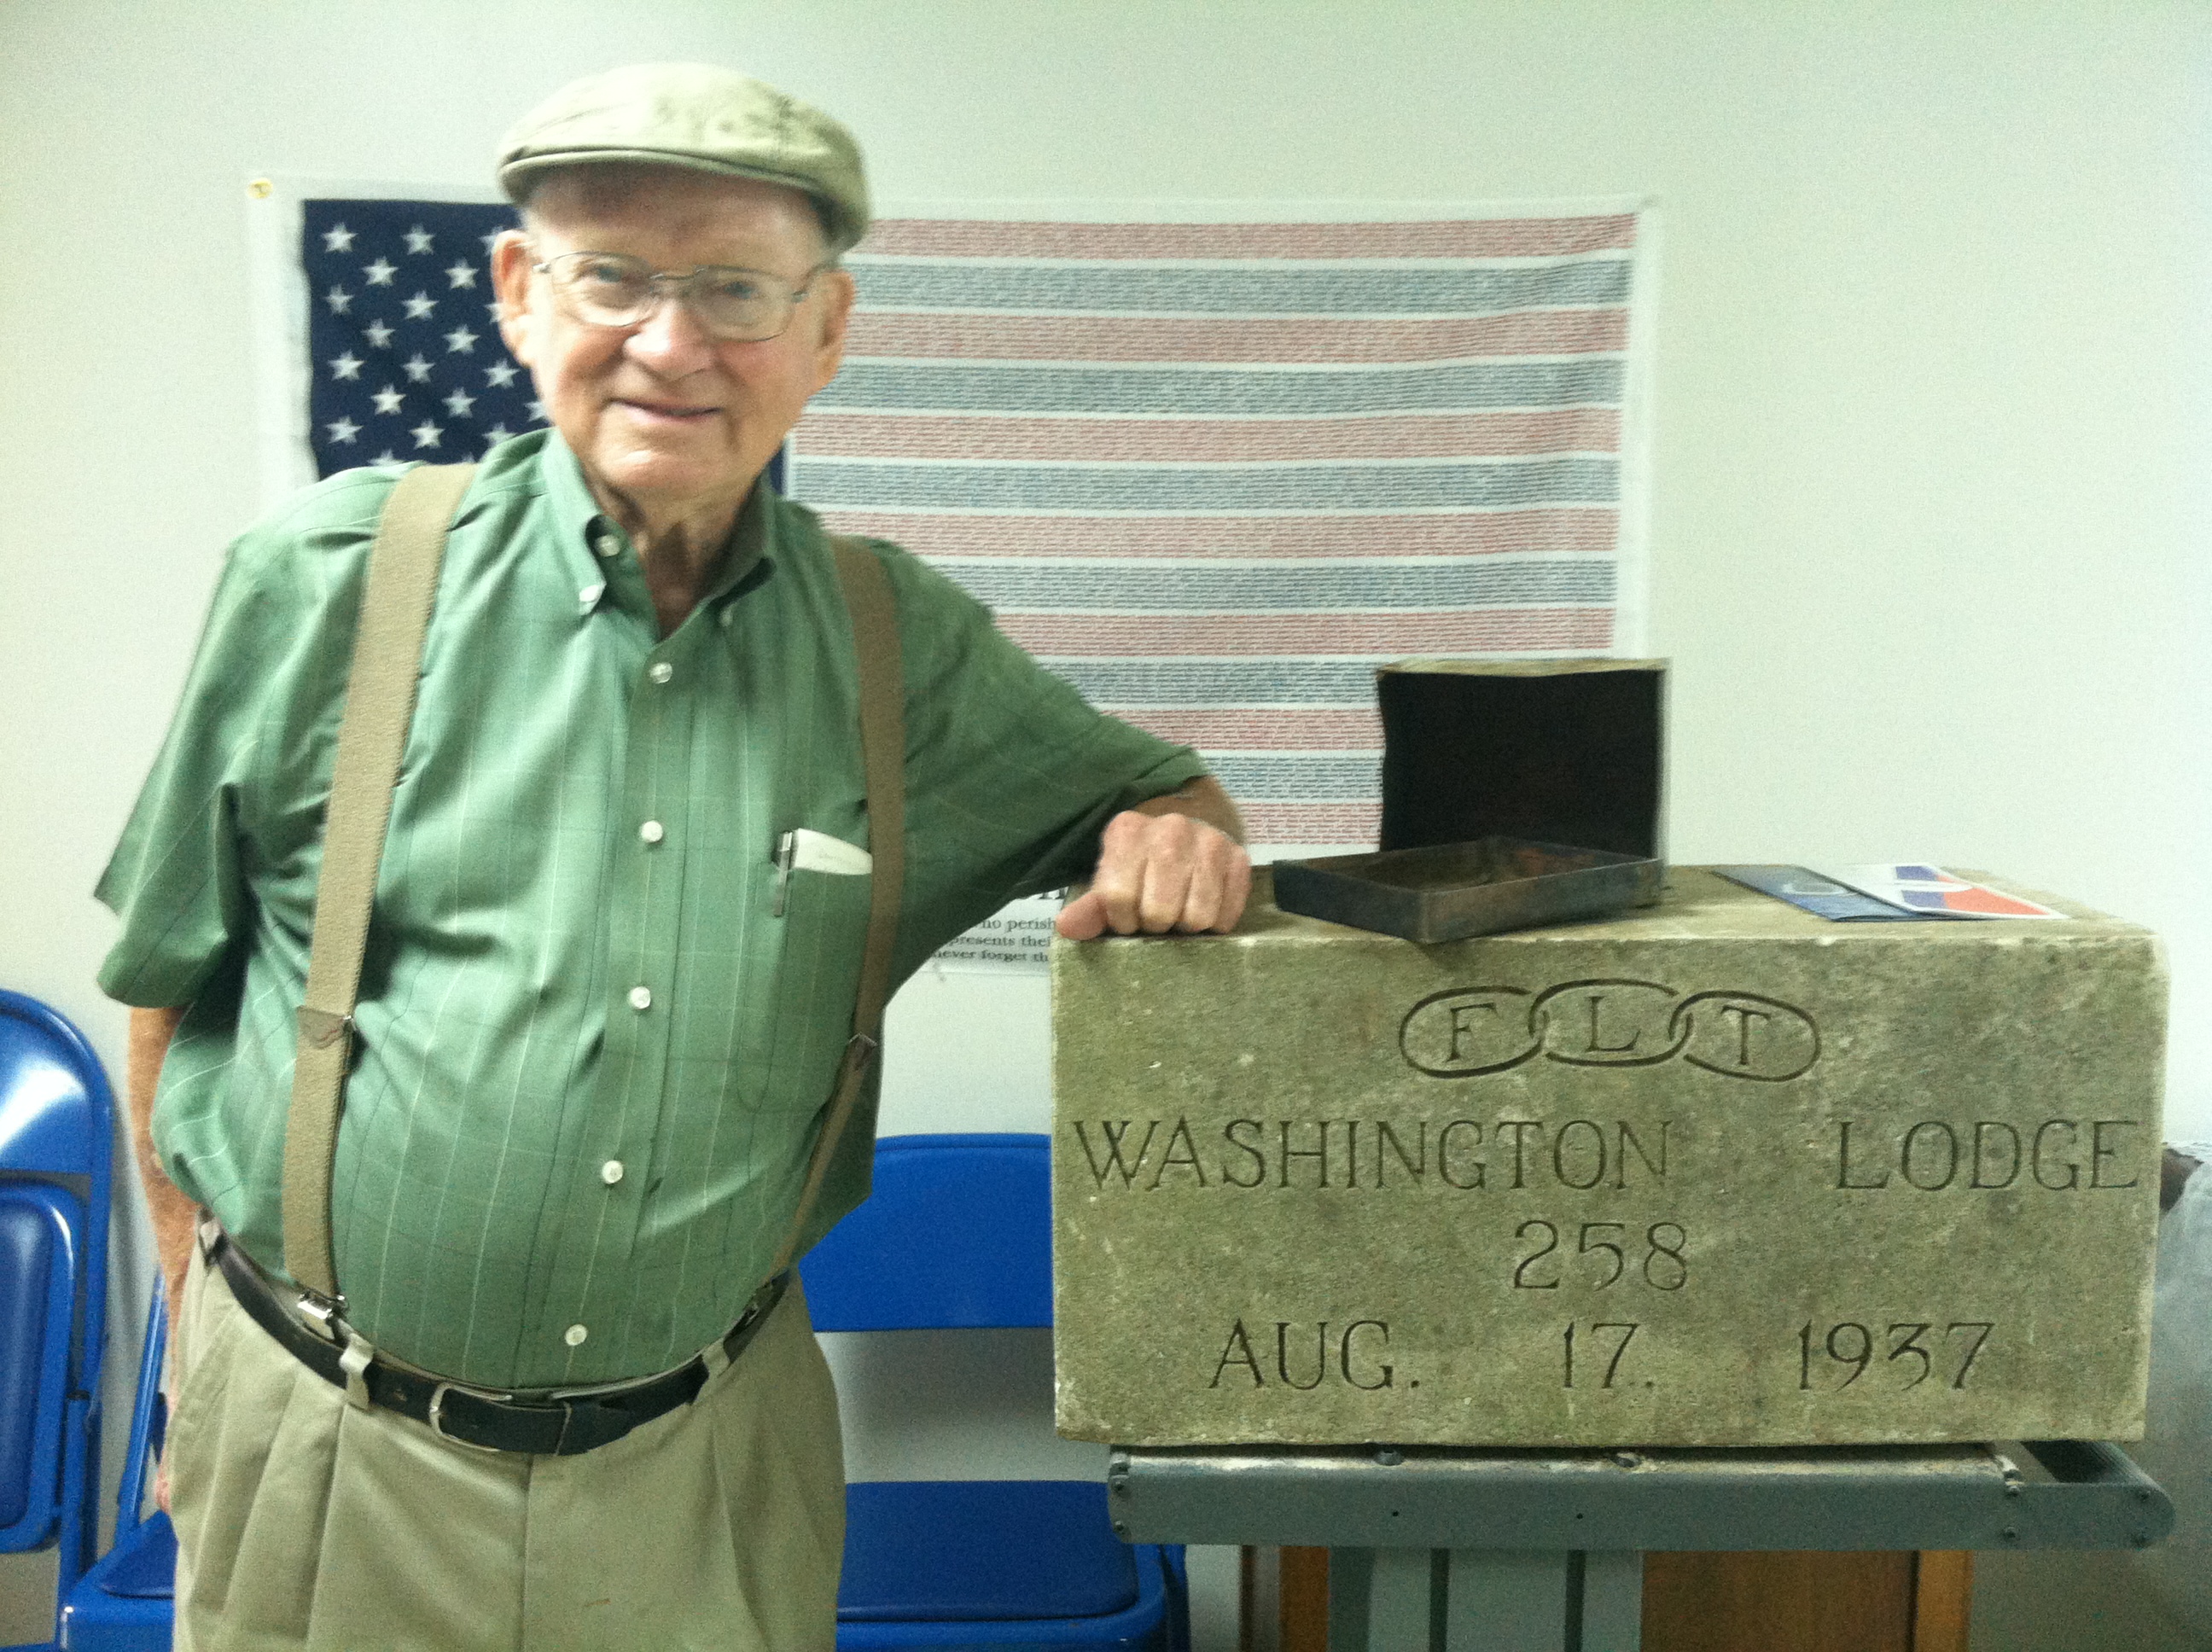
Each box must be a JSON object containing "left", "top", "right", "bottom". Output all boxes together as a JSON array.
[
  {"left": 56, "top": 1288, "right": 172, "bottom": 1649},
  {"left": 801, "top": 1132, "right": 1186, "bottom": 1651},
  {"left": 0, "top": 991, "right": 114, "bottom": 1652}
]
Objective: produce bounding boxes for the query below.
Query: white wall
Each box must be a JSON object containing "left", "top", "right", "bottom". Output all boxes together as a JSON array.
[{"left": 3, "top": 1, "right": 2207, "bottom": 1642}]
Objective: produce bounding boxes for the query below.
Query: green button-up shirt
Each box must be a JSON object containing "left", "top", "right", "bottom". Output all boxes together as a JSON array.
[{"left": 97, "top": 431, "right": 1203, "bottom": 1388}]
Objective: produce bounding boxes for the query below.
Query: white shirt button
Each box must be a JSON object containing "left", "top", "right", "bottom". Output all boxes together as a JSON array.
[
  {"left": 594, "top": 532, "right": 621, "bottom": 559},
  {"left": 578, "top": 582, "right": 605, "bottom": 610},
  {"left": 600, "top": 1159, "right": 625, "bottom": 1186},
  {"left": 564, "top": 1323, "right": 589, "bottom": 1347},
  {"left": 648, "top": 661, "right": 674, "bottom": 685},
  {"left": 638, "top": 820, "right": 665, "bottom": 844},
  {"left": 627, "top": 986, "right": 653, "bottom": 1011}
]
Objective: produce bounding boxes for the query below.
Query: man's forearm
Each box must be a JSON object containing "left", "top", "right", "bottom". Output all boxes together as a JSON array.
[
  {"left": 127, "top": 1005, "right": 200, "bottom": 1309},
  {"left": 1130, "top": 774, "right": 1246, "bottom": 843}
]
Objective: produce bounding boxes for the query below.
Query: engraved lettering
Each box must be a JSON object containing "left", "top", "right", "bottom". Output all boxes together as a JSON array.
[
  {"left": 1901, "top": 1121, "right": 1959, "bottom": 1191},
  {"left": 1970, "top": 1122, "right": 2021, "bottom": 1189},
  {"left": 1073, "top": 1120, "right": 1158, "bottom": 1188},
  {"left": 1276, "top": 1321, "right": 1327, "bottom": 1390},
  {"left": 1720, "top": 1002, "right": 1770, "bottom": 1067},
  {"left": 1341, "top": 1321, "right": 1393, "bottom": 1390},
  {"left": 1377, "top": 1120, "right": 1426, "bottom": 1185},
  {"left": 1221, "top": 1120, "right": 1266, "bottom": 1189},
  {"left": 1674, "top": 992, "right": 1821, "bottom": 1081},
  {"left": 1149, "top": 1117, "right": 1208, "bottom": 1190},
  {"left": 1400, "top": 988, "right": 1537, "bottom": 1077},
  {"left": 1499, "top": 1120, "right": 1544, "bottom": 1189},
  {"left": 1552, "top": 1119, "right": 1608, "bottom": 1190},
  {"left": 2091, "top": 1120, "right": 2140, "bottom": 1190},
  {"left": 1584, "top": 993, "right": 1640, "bottom": 1055},
  {"left": 2033, "top": 1120, "right": 2081, "bottom": 1190},
  {"left": 1514, "top": 1219, "right": 1562, "bottom": 1288},
  {"left": 1278, "top": 1121, "right": 1330, "bottom": 1190},
  {"left": 1800, "top": 1319, "right": 1995, "bottom": 1389},
  {"left": 1448, "top": 999, "right": 1500, "bottom": 1060},
  {"left": 1210, "top": 1320, "right": 1263, "bottom": 1387},
  {"left": 1438, "top": 1120, "right": 1485, "bottom": 1189},
  {"left": 1616, "top": 1120, "right": 1669, "bottom": 1187},
  {"left": 1406, "top": 980, "right": 1819, "bottom": 1082},
  {"left": 1535, "top": 980, "right": 1681, "bottom": 1068},
  {"left": 1837, "top": 1121, "right": 1891, "bottom": 1189},
  {"left": 1564, "top": 1321, "right": 1639, "bottom": 1388}
]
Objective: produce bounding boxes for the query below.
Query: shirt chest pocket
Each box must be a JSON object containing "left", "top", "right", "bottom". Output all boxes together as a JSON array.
[{"left": 754, "top": 852, "right": 875, "bottom": 1114}]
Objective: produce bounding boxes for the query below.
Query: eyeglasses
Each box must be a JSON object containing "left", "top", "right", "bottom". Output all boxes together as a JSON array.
[{"left": 531, "top": 250, "right": 829, "bottom": 342}]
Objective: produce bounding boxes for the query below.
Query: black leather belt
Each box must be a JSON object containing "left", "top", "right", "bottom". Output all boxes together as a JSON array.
[{"left": 207, "top": 1229, "right": 786, "bottom": 1456}]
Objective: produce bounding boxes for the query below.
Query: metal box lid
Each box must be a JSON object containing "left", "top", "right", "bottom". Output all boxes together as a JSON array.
[{"left": 1377, "top": 658, "right": 1668, "bottom": 860}]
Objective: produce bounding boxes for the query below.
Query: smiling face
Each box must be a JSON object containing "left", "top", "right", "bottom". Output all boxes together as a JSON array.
[{"left": 492, "top": 165, "right": 853, "bottom": 540}]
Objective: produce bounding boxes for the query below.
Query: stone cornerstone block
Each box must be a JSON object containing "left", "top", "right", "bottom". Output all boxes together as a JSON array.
[{"left": 1051, "top": 869, "right": 2166, "bottom": 1447}]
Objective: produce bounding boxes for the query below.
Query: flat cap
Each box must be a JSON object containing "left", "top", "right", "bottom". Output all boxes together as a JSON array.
[{"left": 498, "top": 63, "right": 870, "bottom": 252}]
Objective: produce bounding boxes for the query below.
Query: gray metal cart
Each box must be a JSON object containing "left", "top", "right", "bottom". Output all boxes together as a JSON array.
[{"left": 1109, "top": 1440, "right": 2174, "bottom": 1651}]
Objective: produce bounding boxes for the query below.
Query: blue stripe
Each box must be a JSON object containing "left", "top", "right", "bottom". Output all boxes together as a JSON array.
[
  {"left": 936, "top": 558, "right": 1615, "bottom": 612},
  {"left": 808, "top": 358, "right": 1622, "bottom": 417},
  {"left": 797, "top": 457, "right": 1615, "bottom": 514},
  {"left": 850, "top": 259, "right": 1633, "bottom": 316}
]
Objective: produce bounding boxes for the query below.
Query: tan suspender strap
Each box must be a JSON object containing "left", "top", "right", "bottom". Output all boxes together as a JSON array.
[
  {"left": 282, "top": 462, "right": 476, "bottom": 1306},
  {"left": 771, "top": 535, "right": 906, "bottom": 1275}
]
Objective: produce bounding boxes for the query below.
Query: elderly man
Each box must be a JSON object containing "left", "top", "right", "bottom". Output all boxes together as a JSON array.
[{"left": 98, "top": 63, "right": 1248, "bottom": 1650}]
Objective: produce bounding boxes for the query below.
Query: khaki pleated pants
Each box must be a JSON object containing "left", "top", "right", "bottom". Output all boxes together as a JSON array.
[{"left": 166, "top": 1242, "right": 846, "bottom": 1652}]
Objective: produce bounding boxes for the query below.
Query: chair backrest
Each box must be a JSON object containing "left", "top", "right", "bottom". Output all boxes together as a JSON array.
[
  {"left": 800, "top": 1133, "right": 1051, "bottom": 1332},
  {"left": 0, "top": 990, "right": 114, "bottom": 1596}
]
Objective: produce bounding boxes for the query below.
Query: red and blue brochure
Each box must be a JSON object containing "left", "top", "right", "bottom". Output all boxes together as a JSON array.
[{"left": 1717, "top": 864, "right": 2068, "bottom": 922}]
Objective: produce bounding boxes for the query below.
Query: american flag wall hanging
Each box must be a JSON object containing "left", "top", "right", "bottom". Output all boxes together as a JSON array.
[
  {"left": 286, "top": 194, "right": 1652, "bottom": 858},
  {"left": 792, "top": 207, "right": 1654, "bottom": 854}
]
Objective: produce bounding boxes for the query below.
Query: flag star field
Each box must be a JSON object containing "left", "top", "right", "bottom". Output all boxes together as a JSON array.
[{"left": 304, "top": 199, "right": 538, "bottom": 474}]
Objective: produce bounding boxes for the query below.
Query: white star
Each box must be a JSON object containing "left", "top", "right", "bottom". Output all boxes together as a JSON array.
[
  {"left": 323, "top": 224, "right": 357, "bottom": 253},
  {"left": 329, "top": 352, "right": 363, "bottom": 381},
  {"left": 326, "top": 416, "right": 361, "bottom": 444},
  {"left": 480, "top": 231, "right": 501, "bottom": 253},
  {"left": 363, "top": 319, "right": 394, "bottom": 348},
  {"left": 371, "top": 450, "right": 398, "bottom": 465},
  {"left": 325, "top": 286, "right": 352, "bottom": 315},
  {"left": 484, "top": 424, "right": 512, "bottom": 444},
  {"left": 485, "top": 362, "right": 519, "bottom": 387},
  {"left": 410, "top": 420, "right": 443, "bottom": 448},
  {"left": 527, "top": 398, "right": 546, "bottom": 421},
  {"left": 371, "top": 385, "right": 405, "bottom": 414},
  {"left": 403, "top": 354, "right": 433, "bottom": 383},
  {"left": 445, "top": 261, "right": 478, "bottom": 288},
  {"left": 444, "top": 388, "right": 476, "bottom": 416},
  {"left": 486, "top": 300, "right": 504, "bottom": 322},
  {"left": 444, "top": 325, "right": 478, "bottom": 354},
  {"left": 404, "top": 226, "right": 434, "bottom": 254},
  {"left": 364, "top": 258, "right": 396, "bottom": 286},
  {"left": 402, "top": 291, "right": 436, "bottom": 319}
]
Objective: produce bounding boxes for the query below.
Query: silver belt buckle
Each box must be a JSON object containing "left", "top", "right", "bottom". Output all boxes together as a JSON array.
[{"left": 428, "top": 1380, "right": 520, "bottom": 1452}]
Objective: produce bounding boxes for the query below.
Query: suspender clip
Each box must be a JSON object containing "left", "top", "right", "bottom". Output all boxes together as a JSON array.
[
  {"left": 296, "top": 1006, "right": 355, "bottom": 1050},
  {"left": 295, "top": 1287, "right": 348, "bottom": 1342}
]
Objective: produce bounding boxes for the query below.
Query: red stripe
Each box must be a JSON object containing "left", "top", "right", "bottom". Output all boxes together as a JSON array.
[
  {"left": 814, "top": 509, "right": 1617, "bottom": 558},
  {"left": 860, "top": 218, "right": 1639, "bottom": 261},
  {"left": 841, "top": 310, "right": 1626, "bottom": 364},
  {"left": 1115, "top": 710, "right": 1384, "bottom": 750},
  {"left": 796, "top": 410, "right": 1618, "bottom": 463},
  {"left": 1004, "top": 609, "right": 1615, "bottom": 655},
  {"left": 1238, "top": 801, "right": 1382, "bottom": 848}
]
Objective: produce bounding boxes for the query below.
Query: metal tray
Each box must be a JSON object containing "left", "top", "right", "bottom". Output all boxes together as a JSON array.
[{"left": 1271, "top": 835, "right": 1663, "bottom": 942}]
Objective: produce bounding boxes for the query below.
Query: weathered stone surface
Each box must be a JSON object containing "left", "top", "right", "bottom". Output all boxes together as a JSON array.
[{"left": 1051, "top": 869, "right": 2166, "bottom": 1446}]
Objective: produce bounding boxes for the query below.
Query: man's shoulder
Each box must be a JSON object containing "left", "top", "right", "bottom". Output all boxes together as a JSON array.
[
  {"left": 770, "top": 498, "right": 982, "bottom": 621},
  {"left": 228, "top": 447, "right": 540, "bottom": 588}
]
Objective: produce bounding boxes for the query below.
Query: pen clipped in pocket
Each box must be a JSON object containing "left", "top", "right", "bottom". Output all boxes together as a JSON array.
[{"left": 773, "top": 828, "right": 871, "bottom": 916}]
